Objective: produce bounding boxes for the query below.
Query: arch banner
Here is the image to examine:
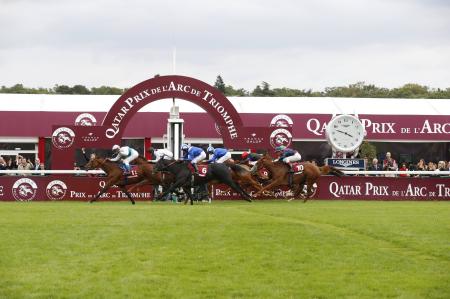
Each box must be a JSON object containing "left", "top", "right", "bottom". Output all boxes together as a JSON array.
[{"left": 51, "top": 75, "right": 287, "bottom": 169}]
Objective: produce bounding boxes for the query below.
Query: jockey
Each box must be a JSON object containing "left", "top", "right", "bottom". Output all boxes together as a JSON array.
[
  {"left": 275, "top": 145, "right": 301, "bottom": 172},
  {"left": 241, "top": 152, "right": 262, "bottom": 165},
  {"left": 181, "top": 144, "right": 206, "bottom": 174},
  {"left": 241, "top": 151, "right": 262, "bottom": 174},
  {"left": 148, "top": 147, "right": 174, "bottom": 162},
  {"left": 109, "top": 144, "right": 139, "bottom": 174},
  {"left": 207, "top": 146, "right": 232, "bottom": 164}
]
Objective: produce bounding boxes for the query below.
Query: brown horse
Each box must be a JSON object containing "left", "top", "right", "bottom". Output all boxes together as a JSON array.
[
  {"left": 254, "top": 154, "right": 343, "bottom": 202},
  {"left": 85, "top": 157, "right": 174, "bottom": 204},
  {"left": 225, "top": 161, "right": 263, "bottom": 192}
]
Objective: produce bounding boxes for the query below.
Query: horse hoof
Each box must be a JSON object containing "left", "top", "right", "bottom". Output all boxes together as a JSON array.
[
  {"left": 245, "top": 198, "right": 253, "bottom": 202},
  {"left": 132, "top": 201, "right": 136, "bottom": 205},
  {"left": 287, "top": 198, "right": 294, "bottom": 202}
]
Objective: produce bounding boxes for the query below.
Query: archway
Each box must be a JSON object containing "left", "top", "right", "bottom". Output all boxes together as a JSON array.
[{"left": 51, "top": 75, "right": 279, "bottom": 170}]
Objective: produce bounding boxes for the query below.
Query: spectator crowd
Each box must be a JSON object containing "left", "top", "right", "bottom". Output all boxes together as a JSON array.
[
  {"left": 367, "top": 152, "right": 450, "bottom": 177},
  {"left": 0, "top": 155, "right": 44, "bottom": 175}
]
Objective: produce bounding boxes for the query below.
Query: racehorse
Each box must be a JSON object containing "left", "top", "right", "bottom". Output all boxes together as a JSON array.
[
  {"left": 154, "top": 159, "right": 253, "bottom": 204},
  {"left": 85, "top": 157, "right": 173, "bottom": 204},
  {"left": 225, "top": 161, "right": 263, "bottom": 192},
  {"left": 254, "top": 153, "right": 344, "bottom": 202}
]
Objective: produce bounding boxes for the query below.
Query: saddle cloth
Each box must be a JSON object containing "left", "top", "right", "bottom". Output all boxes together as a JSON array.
[
  {"left": 119, "top": 165, "right": 139, "bottom": 177},
  {"left": 187, "top": 163, "right": 208, "bottom": 177},
  {"left": 290, "top": 163, "right": 304, "bottom": 174}
]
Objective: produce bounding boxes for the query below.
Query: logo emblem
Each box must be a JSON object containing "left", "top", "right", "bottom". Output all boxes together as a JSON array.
[
  {"left": 52, "top": 127, "right": 75, "bottom": 149},
  {"left": 75, "top": 113, "right": 97, "bottom": 126},
  {"left": 270, "top": 115, "right": 293, "bottom": 128},
  {"left": 270, "top": 128, "right": 292, "bottom": 149},
  {"left": 46, "top": 180, "right": 68, "bottom": 200},
  {"left": 81, "top": 132, "right": 100, "bottom": 142},
  {"left": 244, "top": 132, "right": 264, "bottom": 144},
  {"left": 12, "top": 178, "right": 38, "bottom": 201}
]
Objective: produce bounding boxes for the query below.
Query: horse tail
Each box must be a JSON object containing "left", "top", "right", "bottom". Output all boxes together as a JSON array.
[{"left": 320, "top": 165, "right": 344, "bottom": 177}]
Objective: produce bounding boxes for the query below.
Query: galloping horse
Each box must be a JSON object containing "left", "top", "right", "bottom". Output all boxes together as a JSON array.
[
  {"left": 225, "top": 161, "right": 263, "bottom": 192},
  {"left": 154, "top": 159, "right": 253, "bottom": 204},
  {"left": 254, "top": 154, "right": 343, "bottom": 201},
  {"left": 85, "top": 157, "right": 173, "bottom": 204}
]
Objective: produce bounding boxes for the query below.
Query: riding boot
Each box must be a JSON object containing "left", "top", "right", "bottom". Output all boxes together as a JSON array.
[
  {"left": 287, "top": 162, "right": 294, "bottom": 173},
  {"left": 192, "top": 163, "right": 199, "bottom": 174},
  {"left": 124, "top": 163, "right": 131, "bottom": 175}
]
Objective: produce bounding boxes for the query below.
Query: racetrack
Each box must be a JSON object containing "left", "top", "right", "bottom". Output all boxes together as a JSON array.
[{"left": 0, "top": 200, "right": 449, "bottom": 298}]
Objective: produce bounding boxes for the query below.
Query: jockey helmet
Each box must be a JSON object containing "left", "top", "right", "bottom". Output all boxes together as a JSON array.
[
  {"left": 181, "top": 144, "right": 189, "bottom": 151},
  {"left": 112, "top": 144, "right": 120, "bottom": 152},
  {"left": 275, "top": 145, "right": 286, "bottom": 152},
  {"left": 207, "top": 146, "right": 215, "bottom": 154},
  {"left": 241, "top": 152, "right": 249, "bottom": 159}
]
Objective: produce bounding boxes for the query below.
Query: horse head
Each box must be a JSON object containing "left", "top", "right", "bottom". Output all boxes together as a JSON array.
[
  {"left": 154, "top": 158, "right": 170, "bottom": 172},
  {"left": 85, "top": 157, "right": 105, "bottom": 170}
]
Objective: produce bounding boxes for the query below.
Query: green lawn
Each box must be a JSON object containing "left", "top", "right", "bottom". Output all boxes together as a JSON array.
[{"left": 0, "top": 200, "right": 449, "bottom": 299}]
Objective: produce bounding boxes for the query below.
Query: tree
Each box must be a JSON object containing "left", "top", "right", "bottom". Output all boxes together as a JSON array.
[
  {"left": 72, "top": 85, "right": 90, "bottom": 95},
  {"left": 389, "top": 83, "right": 429, "bottom": 98},
  {"left": 251, "top": 81, "right": 275, "bottom": 96},
  {"left": 359, "top": 141, "right": 377, "bottom": 165},
  {"left": 54, "top": 85, "right": 73, "bottom": 94},
  {"left": 224, "top": 85, "right": 249, "bottom": 96},
  {"left": 214, "top": 75, "right": 226, "bottom": 93},
  {"left": 91, "top": 86, "right": 124, "bottom": 95}
]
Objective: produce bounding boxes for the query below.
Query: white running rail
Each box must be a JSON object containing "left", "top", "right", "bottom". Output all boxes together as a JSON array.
[{"left": 0, "top": 170, "right": 449, "bottom": 176}]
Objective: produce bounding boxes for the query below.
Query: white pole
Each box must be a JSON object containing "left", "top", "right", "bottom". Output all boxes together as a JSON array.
[
  {"left": 172, "top": 46, "right": 176, "bottom": 105},
  {"left": 174, "top": 123, "right": 179, "bottom": 160}
]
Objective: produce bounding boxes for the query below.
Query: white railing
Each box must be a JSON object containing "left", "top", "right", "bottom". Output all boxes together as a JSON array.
[
  {"left": 0, "top": 170, "right": 449, "bottom": 176},
  {"left": 0, "top": 170, "right": 105, "bottom": 175}
]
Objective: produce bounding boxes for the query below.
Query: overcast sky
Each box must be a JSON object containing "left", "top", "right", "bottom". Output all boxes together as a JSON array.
[{"left": 0, "top": 0, "right": 449, "bottom": 91}]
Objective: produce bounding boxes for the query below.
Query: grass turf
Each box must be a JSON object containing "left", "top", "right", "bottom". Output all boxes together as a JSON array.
[{"left": 0, "top": 200, "right": 449, "bottom": 299}]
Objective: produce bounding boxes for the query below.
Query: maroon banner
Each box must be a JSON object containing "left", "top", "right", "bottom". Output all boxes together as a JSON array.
[
  {"left": 211, "top": 176, "right": 450, "bottom": 201},
  {"left": 0, "top": 176, "right": 448, "bottom": 201},
  {"left": 0, "top": 176, "right": 153, "bottom": 202},
  {"left": 1, "top": 112, "right": 449, "bottom": 142}
]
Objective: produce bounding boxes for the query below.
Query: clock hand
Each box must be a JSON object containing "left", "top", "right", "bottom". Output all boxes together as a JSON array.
[
  {"left": 336, "top": 129, "right": 353, "bottom": 138},
  {"left": 344, "top": 132, "right": 353, "bottom": 137}
]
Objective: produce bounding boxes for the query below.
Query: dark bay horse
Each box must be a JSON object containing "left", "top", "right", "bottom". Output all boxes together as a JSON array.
[
  {"left": 85, "top": 157, "right": 173, "bottom": 204},
  {"left": 154, "top": 159, "right": 253, "bottom": 204},
  {"left": 254, "top": 154, "right": 343, "bottom": 202}
]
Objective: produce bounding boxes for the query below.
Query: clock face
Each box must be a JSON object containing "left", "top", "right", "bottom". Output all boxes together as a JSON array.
[{"left": 326, "top": 115, "right": 365, "bottom": 152}]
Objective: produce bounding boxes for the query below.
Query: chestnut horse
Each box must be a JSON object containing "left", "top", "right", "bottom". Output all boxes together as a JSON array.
[
  {"left": 225, "top": 161, "right": 263, "bottom": 192},
  {"left": 254, "top": 154, "right": 343, "bottom": 202},
  {"left": 85, "top": 157, "right": 173, "bottom": 204}
]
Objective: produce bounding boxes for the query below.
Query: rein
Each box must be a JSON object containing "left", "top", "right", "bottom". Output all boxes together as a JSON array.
[{"left": 156, "top": 160, "right": 178, "bottom": 172}]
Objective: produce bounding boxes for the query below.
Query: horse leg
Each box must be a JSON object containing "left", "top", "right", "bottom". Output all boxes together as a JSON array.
[
  {"left": 224, "top": 179, "right": 252, "bottom": 202},
  {"left": 157, "top": 177, "right": 189, "bottom": 201},
  {"left": 304, "top": 179, "right": 316, "bottom": 203},
  {"left": 127, "top": 179, "right": 149, "bottom": 193},
  {"left": 254, "top": 178, "right": 284, "bottom": 197},
  {"left": 182, "top": 186, "right": 194, "bottom": 205},
  {"left": 119, "top": 185, "right": 136, "bottom": 205},
  {"left": 90, "top": 180, "right": 115, "bottom": 203},
  {"left": 245, "top": 174, "right": 263, "bottom": 192}
]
